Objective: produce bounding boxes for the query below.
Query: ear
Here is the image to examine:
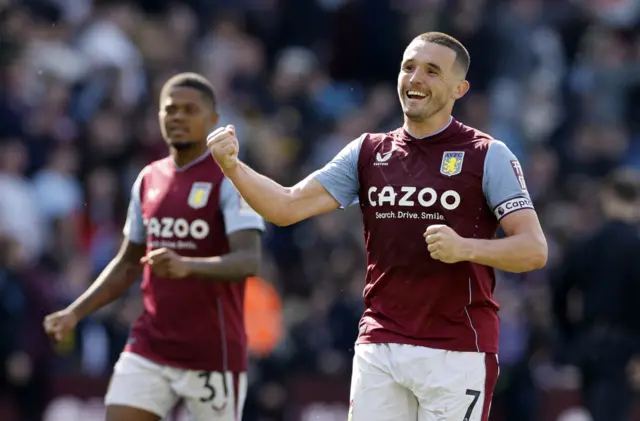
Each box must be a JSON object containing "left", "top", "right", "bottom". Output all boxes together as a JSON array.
[
  {"left": 452, "top": 80, "right": 470, "bottom": 100},
  {"left": 209, "top": 112, "right": 219, "bottom": 128}
]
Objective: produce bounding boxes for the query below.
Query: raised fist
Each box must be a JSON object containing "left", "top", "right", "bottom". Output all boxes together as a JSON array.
[{"left": 207, "top": 124, "right": 239, "bottom": 172}]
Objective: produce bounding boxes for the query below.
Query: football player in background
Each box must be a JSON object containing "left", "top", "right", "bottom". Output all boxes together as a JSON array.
[{"left": 44, "top": 73, "right": 264, "bottom": 421}]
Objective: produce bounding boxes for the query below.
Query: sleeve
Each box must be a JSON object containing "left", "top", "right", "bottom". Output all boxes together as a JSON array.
[
  {"left": 220, "top": 177, "right": 266, "bottom": 235},
  {"left": 482, "top": 141, "right": 534, "bottom": 221},
  {"left": 312, "top": 134, "right": 364, "bottom": 209},
  {"left": 122, "top": 171, "right": 146, "bottom": 244}
]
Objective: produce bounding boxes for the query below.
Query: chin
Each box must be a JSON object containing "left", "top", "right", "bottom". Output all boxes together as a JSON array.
[
  {"left": 169, "top": 141, "right": 197, "bottom": 151},
  {"left": 404, "top": 110, "right": 427, "bottom": 122}
]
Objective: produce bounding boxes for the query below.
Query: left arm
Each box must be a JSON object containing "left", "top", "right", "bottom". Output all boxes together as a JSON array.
[
  {"left": 426, "top": 211, "right": 547, "bottom": 273},
  {"left": 182, "top": 229, "right": 261, "bottom": 281},
  {"left": 461, "top": 210, "right": 547, "bottom": 272},
  {"left": 466, "top": 141, "right": 547, "bottom": 272},
  {"left": 425, "top": 141, "right": 547, "bottom": 272}
]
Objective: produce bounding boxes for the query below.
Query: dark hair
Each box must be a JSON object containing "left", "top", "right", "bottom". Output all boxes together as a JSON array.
[
  {"left": 160, "top": 72, "right": 217, "bottom": 110},
  {"left": 605, "top": 168, "right": 640, "bottom": 202},
  {"left": 414, "top": 32, "right": 470, "bottom": 75}
]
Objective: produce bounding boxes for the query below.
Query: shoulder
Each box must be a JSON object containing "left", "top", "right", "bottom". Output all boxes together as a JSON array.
[
  {"left": 456, "top": 122, "right": 496, "bottom": 152},
  {"left": 363, "top": 128, "right": 404, "bottom": 145},
  {"left": 150, "top": 156, "right": 174, "bottom": 168},
  {"left": 144, "top": 156, "right": 174, "bottom": 175},
  {"left": 358, "top": 128, "right": 404, "bottom": 158},
  {"left": 358, "top": 127, "right": 429, "bottom": 170},
  {"left": 132, "top": 164, "right": 152, "bottom": 190},
  {"left": 453, "top": 123, "right": 520, "bottom": 167},
  {"left": 135, "top": 159, "right": 167, "bottom": 190}
]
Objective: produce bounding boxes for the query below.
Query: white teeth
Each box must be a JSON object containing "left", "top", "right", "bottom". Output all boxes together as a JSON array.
[{"left": 407, "top": 90, "right": 427, "bottom": 98}]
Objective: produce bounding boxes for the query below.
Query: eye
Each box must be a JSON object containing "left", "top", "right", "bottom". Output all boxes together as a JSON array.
[{"left": 403, "top": 64, "right": 414, "bottom": 72}]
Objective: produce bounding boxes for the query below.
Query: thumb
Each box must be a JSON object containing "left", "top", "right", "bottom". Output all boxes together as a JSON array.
[
  {"left": 140, "top": 256, "right": 149, "bottom": 264},
  {"left": 226, "top": 124, "right": 235, "bottom": 135}
]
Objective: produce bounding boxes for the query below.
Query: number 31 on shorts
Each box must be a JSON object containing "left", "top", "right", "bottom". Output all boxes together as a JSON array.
[{"left": 198, "top": 371, "right": 229, "bottom": 411}]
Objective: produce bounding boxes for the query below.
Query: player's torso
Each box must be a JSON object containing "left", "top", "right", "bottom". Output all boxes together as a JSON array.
[
  {"left": 128, "top": 154, "right": 246, "bottom": 371},
  {"left": 356, "top": 124, "right": 500, "bottom": 352},
  {"left": 141, "top": 157, "right": 227, "bottom": 258}
]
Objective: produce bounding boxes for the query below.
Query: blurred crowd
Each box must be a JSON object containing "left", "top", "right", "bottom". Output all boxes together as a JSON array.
[{"left": 1, "top": 0, "right": 640, "bottom": 420}]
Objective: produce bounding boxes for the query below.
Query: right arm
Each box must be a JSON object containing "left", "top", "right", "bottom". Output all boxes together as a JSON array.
[
  {"left": 213, "top": 130, "right": 364, "bottom": 226},
  {"left": 67, "top": 238, "right": 145, "bottom": 320},
  {"left": 224, "top": 165, "right": 338, "bottom": 226},
  {"left": 68, "top": 174, "right": 148, "bottom": 320}
]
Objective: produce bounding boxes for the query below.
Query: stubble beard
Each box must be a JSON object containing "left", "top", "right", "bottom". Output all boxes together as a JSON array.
[
  {"left": 169, "top": 141, "right": 198, "bottom": 151},
  {"left": 403, "top": 99, "right": 446, "bottom": 123}
]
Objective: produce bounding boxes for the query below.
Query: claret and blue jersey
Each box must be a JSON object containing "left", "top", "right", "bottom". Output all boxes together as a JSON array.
[
  {"left": 121, "top": 152, "right": 265, "bottom": 372},
  {"left": 313, "top": 118, "right": 533, "bottom": 354}
]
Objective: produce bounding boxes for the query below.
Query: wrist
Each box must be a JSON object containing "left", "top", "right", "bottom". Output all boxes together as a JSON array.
[
  {"left": 67, "top": 306, "right": 81, "bottom": 323},
  {"left": 223, "top": 161, "right": 240, "bottom": 179},
  {"left": 180, "top": 257, "right": 197, "bottom": 277},
  {"left": 460, "top": 237, "right": 477, "bottom": 262}
]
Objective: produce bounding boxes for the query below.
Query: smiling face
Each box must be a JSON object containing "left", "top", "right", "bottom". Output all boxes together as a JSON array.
[
  {"left": 159, "top": 86, "right": 217, "bottom": 150},
  {"left": 397, "top": 39, "right": 469, "bottom": 123}
]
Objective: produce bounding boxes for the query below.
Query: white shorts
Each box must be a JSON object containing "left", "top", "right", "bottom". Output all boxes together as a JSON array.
[
  {"left": 105, "top": 352, "right": 247, "bottom": 421},
  {"left": 348, "top": 343, "right": 499, "bottom": 421}
]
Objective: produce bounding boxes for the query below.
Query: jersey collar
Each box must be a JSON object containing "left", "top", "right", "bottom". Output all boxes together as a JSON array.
[
  {"left": 173, "top": 151, "right": 210, "bottom": 172},
  {"left": 403, "top": 116, "right": 453, "bottom": 140}
]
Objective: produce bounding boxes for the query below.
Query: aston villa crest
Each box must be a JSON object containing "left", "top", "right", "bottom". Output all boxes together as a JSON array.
[
  {"left": 440, "top": 151, "right": 465, "bottom": 176},
  {"left": 188, "top": 182, "right": 213, "bottom": 209}
]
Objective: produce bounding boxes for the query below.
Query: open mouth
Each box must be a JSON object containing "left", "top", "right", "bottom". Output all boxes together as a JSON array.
[{"left": 406, "top": 90, "right": 428, "bottom": 100}]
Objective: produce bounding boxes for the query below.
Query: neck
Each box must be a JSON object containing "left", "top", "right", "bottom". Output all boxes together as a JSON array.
[
  {"left": 404, "top": 111, "right": 453, "bottom": 138},
  {"left": 170, "top": 142, "right": 208, "bottom": 168}
]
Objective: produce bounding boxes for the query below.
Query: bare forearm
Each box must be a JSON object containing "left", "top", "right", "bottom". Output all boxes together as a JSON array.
[
  {"left": 67, "top": 258, "right": 142, "bottom": 320},
  {"left": 182, "top": 251, "right": 259, "bottom": 282},
  {"left": 225, "top": 162, "right": 292, "bottom": 225},
  {"left": 463, "top": 233, "right": 547, "bottom": 273}
]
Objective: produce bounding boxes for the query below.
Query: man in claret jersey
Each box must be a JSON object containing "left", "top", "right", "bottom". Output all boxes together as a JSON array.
[
  {"left": 44, "top": 73, "right": 264, "bottom": 421},
  {"left": 208, "top": 32, "right": 547, "bottom": 421}
]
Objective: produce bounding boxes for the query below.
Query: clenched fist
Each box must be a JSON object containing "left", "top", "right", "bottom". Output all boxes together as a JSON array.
[
  {"left": 207, "top": 124, "right": 239, "bottom": 172},
  {"left": 423, "top": 224, "right": 470, "bottom": 264},
  {"left": 43, "top": 308, "right": 78, "bottom": 343},
  {"left": 141, "top": 248, "right": 190, "bottom": 278}
]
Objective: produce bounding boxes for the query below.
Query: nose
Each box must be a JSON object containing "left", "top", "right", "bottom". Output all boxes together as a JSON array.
[
  {"left": 168, "top": 110, "right": 187, "bottom": 123},
  {"left": 409, "top": 69, "right": 425, "bottom": 86}
]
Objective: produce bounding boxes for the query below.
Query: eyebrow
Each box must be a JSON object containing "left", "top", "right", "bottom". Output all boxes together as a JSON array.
[{"left": 403, "top": 59, "right": 442, "bottom": 72}]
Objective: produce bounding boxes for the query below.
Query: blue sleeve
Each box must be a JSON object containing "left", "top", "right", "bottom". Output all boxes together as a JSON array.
[
  {"left": 122, "top": 171, "right": 146, "bottom": 244},
  {"left": 312, "top": 134, "right": 364, "bottom": 208},
  {"left": 483, "top": 141, "right": 534, "bottom": 221},
  {"left": 219, "top": 177, "right": 266, "bottom": 235}
]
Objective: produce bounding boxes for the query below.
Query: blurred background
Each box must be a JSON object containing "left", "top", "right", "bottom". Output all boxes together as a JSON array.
[{"left": 1, "top": 0, "right": 640, "bottom": 420}]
